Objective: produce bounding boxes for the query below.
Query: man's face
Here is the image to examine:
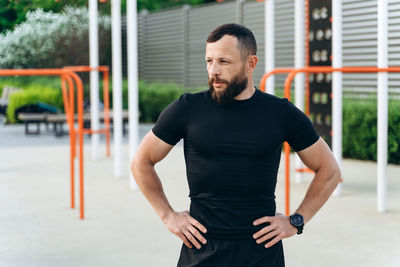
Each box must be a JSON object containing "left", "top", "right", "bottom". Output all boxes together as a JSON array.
[{"left": 205, "top": 35, "right": 248, "bottom": 104}]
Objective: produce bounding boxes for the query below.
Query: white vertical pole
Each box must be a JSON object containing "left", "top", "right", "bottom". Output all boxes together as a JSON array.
[
  {"left": 127, "top": 0, "right": 139, "bottom": 189},
  {"left": 89, "top": 0, "right": 100, "bottom": 160},
  {"left": 112, "top": 0, "right": 123, "bottom": 178},
  {"left": 265, "top": 0, "right": 275, "bottom": 95},
  {"left": 377, "top": 0, "right": 388, "bottom": 213},
  {"left": 332, "top": 0, "right": 343, "bottom": 196},
  {"left": 294, "top": 0, "right": 305, "bottom": 184}
]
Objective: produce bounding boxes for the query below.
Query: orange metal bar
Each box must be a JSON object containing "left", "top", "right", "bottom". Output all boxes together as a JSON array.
[
  {"left": 295, "top": 168, "right": 315, "bottom": 174},
  {"left": 64, "top": 66, "right": 111, "bottom": 157},
  {"left": 61, "top": 75, "right": 76, "bottom": 209},
  {"left": 83, "top": 129, "right": 108, "bottom": 134},
  {"left": 103, "top": 70, "right": 110, "bottom": 157},
  {"left": 76, "top": 73, "right": 85, "bottom": 220},
  {"left": 0, "top": 68, "right": 86, "bottom": 219},
  {"left": 259, "top": 68, "right": 295, "bottom": 93}
]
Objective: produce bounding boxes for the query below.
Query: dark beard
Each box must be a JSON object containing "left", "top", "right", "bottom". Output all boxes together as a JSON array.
[{"left": 208, "top": 69, "right": 248, "bottom": 105}]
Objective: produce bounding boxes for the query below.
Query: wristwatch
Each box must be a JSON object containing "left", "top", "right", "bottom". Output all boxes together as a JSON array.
[{"left": 289, "top": 213, "right": 304, "bottom": 235}]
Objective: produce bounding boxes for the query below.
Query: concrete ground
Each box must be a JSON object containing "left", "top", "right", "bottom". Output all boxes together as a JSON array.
[{"left": 0, "top": 123, "right": 399, "bottom": 267}]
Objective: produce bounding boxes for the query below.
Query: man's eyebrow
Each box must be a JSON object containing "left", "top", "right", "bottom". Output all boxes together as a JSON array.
[{"left": 205, "top": 57, "right": 232, "bottom": 61}]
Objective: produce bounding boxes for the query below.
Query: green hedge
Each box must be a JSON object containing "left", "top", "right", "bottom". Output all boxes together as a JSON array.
[
  {"left": 7, "top": 86, "right": 63, "bottom": 123},
  {"left": 138, "top": 81, "right": 185, "bottom": 122},
  {"left": 0, "top": 76, "right": 60, "bottom": 90},
  {"left": 4, "top": 78, "right": 186, "bottom": 124},
  {"left": 4, "top": 78, "right": 400, "bottom": 164},
  {"left": 343, "top": 98, "right": 400, "bottom": 164},
  {"left": 100, "top": 79, "right": 185, "bottom": 122}
]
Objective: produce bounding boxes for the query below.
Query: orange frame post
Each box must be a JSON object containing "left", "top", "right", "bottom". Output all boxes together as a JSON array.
[
  {"left": 64, "top": 66, "right": 111, "bottom": 157},
  {"left": 0, "top": 68, "right": 87, "bottom": 219},
  {"left": 260, "top": 66, "right": 400, "bottom": 216}
]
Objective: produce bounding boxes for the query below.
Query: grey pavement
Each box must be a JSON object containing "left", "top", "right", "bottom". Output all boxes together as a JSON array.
[{"left": 0, "top": 123, "right": 399, "bottom": 267}]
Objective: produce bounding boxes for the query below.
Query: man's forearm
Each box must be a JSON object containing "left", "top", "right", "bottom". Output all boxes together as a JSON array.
[
  {"left": 131, "top": 160, "right": 174, "bottom": 222},
  {"left": 295, "top": 166, "right": 341, "bottom": 224}
]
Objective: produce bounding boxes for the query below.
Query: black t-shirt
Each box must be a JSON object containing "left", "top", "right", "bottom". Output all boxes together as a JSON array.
[{"left": 152, "top": 89, "right": 319, "bottom": 240}]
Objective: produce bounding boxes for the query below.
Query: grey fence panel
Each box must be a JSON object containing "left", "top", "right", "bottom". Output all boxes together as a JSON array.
[
  {"left": 123, "top": 0, "right": 400, "bottom": 97},
  {"left": 342, "top": 0, "right": 400, "bottom": 96},
  {"left": 142, "top": 8, "right": 184, "bottom": 85},
  {"left": 274, "top": 0, "right": 295, "bottom": 88},
  {"left": 388, "top": 0, "right": 400, "bottom": 91},
  {"left": 342, "top": 0, "right": 377, "bottom": 92},
  {"left": 187, "top": 1, "right": 237, "bottom": 88}
]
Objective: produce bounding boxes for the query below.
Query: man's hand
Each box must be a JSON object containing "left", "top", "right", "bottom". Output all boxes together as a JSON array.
[
  {"left": 252, "top": 213, "right": 297, "bottom": 248},
  {"left": 163, "top": 210, "right": 208, "bottom": 249}
]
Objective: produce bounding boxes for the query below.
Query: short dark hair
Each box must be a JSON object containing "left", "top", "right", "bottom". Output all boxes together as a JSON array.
[{"left": 206, "top": 23, "right": 257, "bottom": 60}]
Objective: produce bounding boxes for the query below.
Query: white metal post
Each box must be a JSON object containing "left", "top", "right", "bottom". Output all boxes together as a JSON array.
[
  {"left": 127, "top": 0, "right": 139, "bottom": 189},
  {"left": 294, "top": 0, "right": 305, "bottom": 184},
  {"left": 377, "top": 0, "right": 388, "bottom": 213},
  {"left": 332, "top": 0, "right": 343, "bottom": 196},
  {"left": 265, "top": 0, "right": 275, "bottom": 94},
  {"left": 89, "top": 0, "right": 100, "bottom": 160},
  {"left": 112, "top": 0, "right": 123, "bottom": 178}
]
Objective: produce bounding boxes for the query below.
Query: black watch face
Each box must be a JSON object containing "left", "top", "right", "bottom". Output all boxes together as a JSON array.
[{"left": 291, "top": 214, "right": 304, "bottom": 226}]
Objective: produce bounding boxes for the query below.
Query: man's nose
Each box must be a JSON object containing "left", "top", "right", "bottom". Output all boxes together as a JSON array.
[{"left": 209, "top": 62, "right": 221, "bottom": 76}]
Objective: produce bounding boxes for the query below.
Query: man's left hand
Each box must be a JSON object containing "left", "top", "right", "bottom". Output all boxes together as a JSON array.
[{"left": 252, "top": 213, "right": 298, "bottom": 248}]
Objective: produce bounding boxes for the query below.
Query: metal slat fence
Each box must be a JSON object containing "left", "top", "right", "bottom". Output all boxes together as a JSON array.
[{"left": 120, "top": 0, "right": 400, "bottom": 97}]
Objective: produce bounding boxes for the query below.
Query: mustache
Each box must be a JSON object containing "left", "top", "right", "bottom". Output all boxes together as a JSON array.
[{"left": 209, "top": 77, "right": 228, "bottom": 84}]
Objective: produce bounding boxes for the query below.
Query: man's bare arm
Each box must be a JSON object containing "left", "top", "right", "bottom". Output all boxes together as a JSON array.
[
  {"left": 130, "top": 131, "right": 175, "bottom": 220},
  {"left": 130, "top": 131, "right": 207, "bottom": 249},
  {"left": 294, "top": 137, "right": 342, "bottom": 223},
  {"left": 253, "top": 137, "right": 341, "bottom": 247}
]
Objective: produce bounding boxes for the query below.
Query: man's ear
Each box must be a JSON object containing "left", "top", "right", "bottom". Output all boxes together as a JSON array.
[{"left": 246, "top": 55, "right": 258, "bottom": 73}]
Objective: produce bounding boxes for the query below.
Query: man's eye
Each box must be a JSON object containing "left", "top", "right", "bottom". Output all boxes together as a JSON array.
[{"left": 221, "top": 60, "right": 229, "bottom": 63}]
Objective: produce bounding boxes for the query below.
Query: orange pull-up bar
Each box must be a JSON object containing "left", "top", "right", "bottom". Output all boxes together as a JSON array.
[
  {"left": 63, "top": 66, "right": 111, "bottom": 158},
  {"left": 259, "top": 66, "right": 400, "bottom": 216},
  {"left": 0, "top": 68, "right": 86, "bottom": 219},
  {"left": 1, "top": 67, "right": 111, "bottom": 220}
]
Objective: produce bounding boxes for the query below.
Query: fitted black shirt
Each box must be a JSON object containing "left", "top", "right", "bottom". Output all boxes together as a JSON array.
[{"left": 152, "top": 89, "right": 319, "bottom": 240}]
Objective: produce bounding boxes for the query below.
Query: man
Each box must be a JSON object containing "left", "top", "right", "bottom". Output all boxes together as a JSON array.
[{"left": 130, "top": 24, "right": 341, "bottom": 266}]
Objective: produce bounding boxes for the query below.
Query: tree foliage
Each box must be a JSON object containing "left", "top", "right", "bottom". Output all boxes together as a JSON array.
[
  {"left": 0, "top": 0, "right": 214, "bottom": 33},
  {"left": 0, "top": 7, "right": 111, "bottom": 69}
]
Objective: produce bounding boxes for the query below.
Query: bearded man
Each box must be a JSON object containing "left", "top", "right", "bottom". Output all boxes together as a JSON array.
[{"left": 131, "top": 24, "right": 341, "bottom": 266}]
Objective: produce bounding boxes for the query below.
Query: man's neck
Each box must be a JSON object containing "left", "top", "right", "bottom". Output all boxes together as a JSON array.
[{"left": 234, "top": 84, "right": 256, "bottom": 101}]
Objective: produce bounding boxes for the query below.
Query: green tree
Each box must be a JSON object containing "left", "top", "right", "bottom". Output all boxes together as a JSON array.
[{"left": 1, "top": 0, "right": 215, "bottom": 33}]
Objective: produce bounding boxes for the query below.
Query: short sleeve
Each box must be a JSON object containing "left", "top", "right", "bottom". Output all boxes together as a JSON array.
[
  {"left": 152, "top": 93, "right": 189, "bottom": 146},
  {"left": 283, "top": 99, "right": 319, "bottom": 152}
]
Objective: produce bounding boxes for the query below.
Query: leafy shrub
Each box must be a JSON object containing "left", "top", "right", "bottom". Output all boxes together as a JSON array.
[
  {"left": 0, "top": 76, "right": 60, "bottom": 90},
  {"left": 139, "top": 81, "right": 185, "bottom": 122},
  {"left": 7, "top": 86, "right": 63, "bottom": 123},
  {"left": 0, "top": 6, "right": 111, "bottom": 69},
  {"left": 103, "top": 79, "right": 185, "bottom": 122},
  {"left": 343, "top": 98, "right": 400, "bottom": 164}
]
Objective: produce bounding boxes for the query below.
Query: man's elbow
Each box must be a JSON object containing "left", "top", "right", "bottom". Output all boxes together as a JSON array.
[
  {"left": 330, "top": 165, "right": 342, "bottom": 186},
  {"left": 130, "top": 153, "right": 154, "bottom": 178}
]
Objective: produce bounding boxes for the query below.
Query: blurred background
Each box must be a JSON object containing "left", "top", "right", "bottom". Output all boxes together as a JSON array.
[{"left": 0, "top": 1, "right": 399, "bottom": 266}]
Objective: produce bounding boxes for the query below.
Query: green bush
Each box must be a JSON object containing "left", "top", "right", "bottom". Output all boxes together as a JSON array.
[
  {"left": 139, "top": 81, "right": 185, "bottom": 122},
  {"left": 343, "top": 98, "right": 400, "bottom": 164},
  {"left": 7, "top": 86, "right": 63, "bottom": 123},
  {"left": 102, "top": 79, "right": 185, "bottom": 122},
  {"left": 0, "top": 7, "right": 111, "bottom": 69},
  {"left": 0, "top": 76, "right": 60, "bottom": 90}
]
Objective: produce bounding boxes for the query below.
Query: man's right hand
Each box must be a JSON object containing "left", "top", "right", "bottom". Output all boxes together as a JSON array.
[{"left": 163, "top": 210, "right": 207, "bottom": 249}]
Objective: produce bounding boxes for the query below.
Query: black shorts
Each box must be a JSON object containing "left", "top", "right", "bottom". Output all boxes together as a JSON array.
[{"left": 177, "top": 238, "right": 285, "bottom": 267}]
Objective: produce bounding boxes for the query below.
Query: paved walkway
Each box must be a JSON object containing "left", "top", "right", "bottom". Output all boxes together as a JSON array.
[{"left": 0, "top": 124, "right": 399, "bottom": 266}]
